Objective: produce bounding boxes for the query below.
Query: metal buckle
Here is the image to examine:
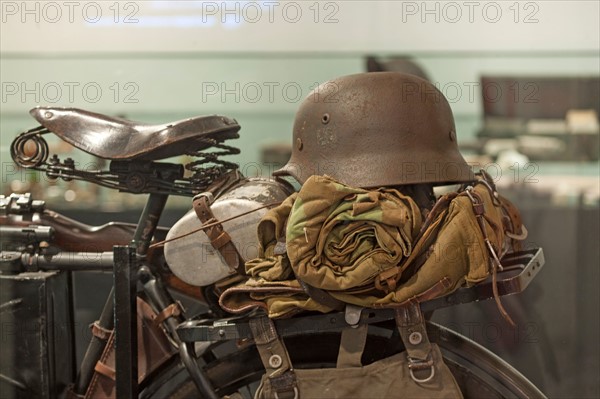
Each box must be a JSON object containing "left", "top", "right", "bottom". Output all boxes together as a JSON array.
[
  {"left": 408, "top": 357, "right": 436, "bottom": 384},
  {"left": 273, "top": 387, "right": 299, "bottom": 399},
  {"left": 193, "top": 191, "right": 215, "bottom": 205},
  {"left": 506, "top": 225, "right": 529, "bottom": 240}
]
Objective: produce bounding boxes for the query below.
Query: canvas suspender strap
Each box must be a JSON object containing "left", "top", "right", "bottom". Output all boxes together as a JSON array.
[
  {"left": 249, "top": 316, "right": 299, "bottom": 399},
  {"left": 336, "top": 323, "right": 368, "bottom": 368},
  {"left": 394, "top": 302, "right": 436, "bottom": 384}
]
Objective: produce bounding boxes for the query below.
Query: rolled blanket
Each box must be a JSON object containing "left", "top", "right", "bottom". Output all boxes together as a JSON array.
[
  {"left": 286, "top": 175, "right": 422, "bottom": 291},
  {"left": 220, "top": 192, "right": 334, "bottom": 318},
  {"left": 220, "top": 174, "right": 526, "bottom": 318}
]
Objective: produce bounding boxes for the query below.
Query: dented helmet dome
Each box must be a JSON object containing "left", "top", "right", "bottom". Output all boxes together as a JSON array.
[{"left": 273, "top": 72, "right": 474, "bottom": 188}]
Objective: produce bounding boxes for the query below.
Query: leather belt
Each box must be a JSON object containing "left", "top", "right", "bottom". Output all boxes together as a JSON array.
[{"left": 193, "top": 194, "right": 245, "bottom": 276}]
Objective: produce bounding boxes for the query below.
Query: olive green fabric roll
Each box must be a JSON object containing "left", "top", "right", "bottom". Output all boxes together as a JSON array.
[{"left": 286, "top": 175, "right": 422, "bottom": 291}]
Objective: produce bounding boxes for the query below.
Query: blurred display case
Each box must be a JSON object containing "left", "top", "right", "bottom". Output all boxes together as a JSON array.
[{"left": 476, "top": 76, "right": 600, "bottom": 162}]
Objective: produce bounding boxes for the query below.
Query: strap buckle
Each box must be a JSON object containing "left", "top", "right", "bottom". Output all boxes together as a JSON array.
[
  {"left": 408, "top": 357, "right": 436, "bottom": 383},
  {"left": 193, "top": 191, "right": 214, "bottom": 205},
  {"left": 374, "top": 266, "right": 400, "bottom": 293},
  {"left": 90, "top": 320, "right": 112, "bottom": 340},
  {"left": 273, "top": 386, "right": 299, "bottom": 399}
]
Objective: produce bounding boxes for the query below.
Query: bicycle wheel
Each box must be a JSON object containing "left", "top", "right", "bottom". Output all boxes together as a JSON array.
[{"left": 139, "top": 321, "right": 545, "bottom": 399}]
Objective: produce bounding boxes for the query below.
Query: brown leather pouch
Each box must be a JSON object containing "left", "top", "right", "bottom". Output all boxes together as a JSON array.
[{"left": 84, "top": 298, "right": 176, "bottom": 399}]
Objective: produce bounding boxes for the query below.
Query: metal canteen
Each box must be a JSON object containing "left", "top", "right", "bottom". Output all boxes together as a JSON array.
[{"left": 164, "top": 178, "right": 293, "bottom": 286}]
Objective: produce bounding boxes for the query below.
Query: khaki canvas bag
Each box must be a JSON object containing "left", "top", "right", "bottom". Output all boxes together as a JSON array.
[
  {"left": 250, "top": 302, "right": 462, "bottom": 399},
  {"left": 220, "top": 173, "right": 526, "bottom": 323}
]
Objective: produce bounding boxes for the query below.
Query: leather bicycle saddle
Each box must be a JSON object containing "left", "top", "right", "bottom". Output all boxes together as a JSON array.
[{"left": 29, "top": 107, "right": 241, "bottom": 161}]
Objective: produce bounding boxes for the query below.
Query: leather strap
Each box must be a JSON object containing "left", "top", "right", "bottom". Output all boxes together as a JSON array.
[
  {"left": 464, "top": 186, "right": 516, "bottom": 327},
  {"left": 417, "top": 192, "right": 458, "bottom": 237},
  {"left": 90, "top": 321, "right": 112, "bottom": 341},
  {"left": 476, "top": 171, "right": 527, "bottom": 251},
  {"left": 297, "top": 278, "right": 344, "bottom": 310},
  {"left": 152, "top": 302, "right": 182, "bottom": 329},
  {"left": 65, "top": 385, "right": 85, "bottom": 399},
  {"left": 394, "top": 302, "right": 432, "bottom": 364},
  {"left": 374, "top": 266, "right": 401, "bottom": 293},
  {"left": 249, "top": 316, "right": 298, "bottom": 399},
  {"left": 93, "top": 361, "right": 115, "bottom": 381},
  {"left": 193, "top": 194, "right": 245, "bottom": 275},
  {"left": 499, "top": 195, "right": 527, "bottom": 251},
  {"left": 373, "top": 192, "right": 457, "bottom": 294},
  {"left": 205, "top": 169, "right": 244, "bottom": 199},
  {"left": 85, "top": 298, "right": 177, "bottom": 399},
  {"left": 394, "top": 302, "right": 441, "bottom": 383}
]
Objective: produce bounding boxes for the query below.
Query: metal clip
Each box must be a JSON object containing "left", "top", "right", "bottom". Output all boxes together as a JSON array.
[
  {"left": 273, "top": 387, "right": 299, "bottom": 399},
  {"left": 465, "top": 187, "right": 485, "bottom": 216},
  {"left": 506, "top": 225, "right": 529, "bottom": 241},
  {"left": 344, "top": 304, "right": 363, "bottom": 327},
  {"left": 408, "top": 360, "right": 435, "bottom": 384},
  {"left": 485, "top": 240, "right": 504, "bottom": 272}
]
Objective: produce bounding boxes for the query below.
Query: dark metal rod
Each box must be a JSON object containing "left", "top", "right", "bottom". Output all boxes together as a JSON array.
[
  {"left": 0, "top": 225, "right": 54, "bottom": 242},
  {"left": 138, "top": 261, "right": 218, "bottom": 397},
  {"left": 73, "top": 193, "right": 167, "bottom": 396},
  {"left": 22, "top": 252, "right": 114, "bottom": 271},
  {"left": 133, "top": 193, "right": 168, "bottom": 258},
  {"left": 66, "top": 271, "right": 77, "bottom": 385},
  {"left": 137, "top": 265, "right": 176, "bottom": 314},
  {"left": 113, "top": 194, "right": 167, "bottom": 398},
  {"left": 74, "top": 287, "right": 115, "bottom": 394},
  {"left": 179, "top": 342, "right": 219, "bottom": 399},
  {"left": 0, "top": 373, "right": 27, "bottom": 391},
  {"left": 114, "top": 245, "right": 138, "bottom": 399}
]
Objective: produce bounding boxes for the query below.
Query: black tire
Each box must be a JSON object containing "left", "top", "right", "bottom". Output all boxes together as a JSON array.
[{"left": 140, "top": 322, "right": 546, "bottom": 399}]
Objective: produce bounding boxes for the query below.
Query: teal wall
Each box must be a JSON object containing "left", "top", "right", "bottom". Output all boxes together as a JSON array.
[
  {"left": 2, "top": 53, "right": 598, "bottom": 163},
  {"left": 2, "top": 53, "right": 599, "bottom": 208},
  {"left": 1, "top": 0, "right": 599, "bottom": 207}
]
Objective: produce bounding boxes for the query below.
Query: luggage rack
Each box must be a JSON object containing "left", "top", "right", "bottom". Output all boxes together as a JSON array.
[{"left": 177, "top": 248, "right": 545, "bottom": 342}]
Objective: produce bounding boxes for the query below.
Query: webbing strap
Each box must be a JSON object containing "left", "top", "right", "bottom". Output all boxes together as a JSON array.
[
  {"left": 93, "top": 361, "right": 115, "bottom": 380},
  {"left": 336, "top": 324, "right": 368, "bottom": 368},
  {"left": 249, "top": 316, "right": 298, "bottom": 399}
]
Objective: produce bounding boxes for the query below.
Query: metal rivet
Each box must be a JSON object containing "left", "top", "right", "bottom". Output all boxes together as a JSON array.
[
  {"left": 321, "top": 113, "right": 330, "bottom": 124},
  {"left": 296, "top": 138, "right": 303, "bottom": 150},
  {"left": 409, "top": 331, "right": 422, "bottom": 345},
  {"left": 44, "top": 112, "right": 53, "bottom": 119},
  {"left": 449, "top": 130, "right": 456, "bottom": 141},
  {"left": 268, "top": 354, "right": 282, "bottom": 368}
]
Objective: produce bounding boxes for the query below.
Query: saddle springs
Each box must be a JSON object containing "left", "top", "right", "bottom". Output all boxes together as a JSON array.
[{"left": 10, "top": 125, "right": 240, "bottom": 197}]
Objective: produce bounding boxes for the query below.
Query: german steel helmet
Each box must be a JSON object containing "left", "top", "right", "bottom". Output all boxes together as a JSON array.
[{"left": 273, "top": 72, "right": 474, "bottom": 188}]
